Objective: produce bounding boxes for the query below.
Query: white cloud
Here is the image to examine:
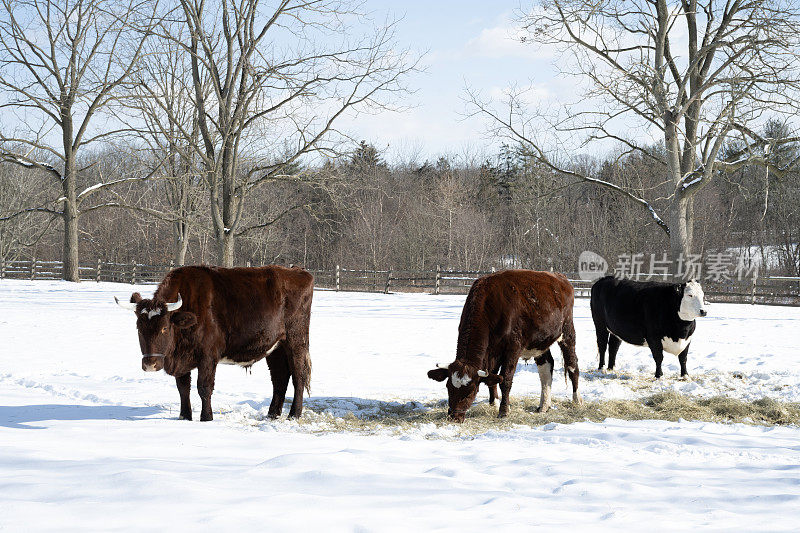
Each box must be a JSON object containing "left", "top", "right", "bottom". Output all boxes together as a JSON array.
[
  {"left": 487, "top": 82, "right": 552, "bottom": 106},
  {"left": 463, "top": 17, "right": 556, "bottom": 60}
]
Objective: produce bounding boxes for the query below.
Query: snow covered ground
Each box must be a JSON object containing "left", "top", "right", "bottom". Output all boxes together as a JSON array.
[{"left": 1, "top": 280, "right": 799, "bottom": 531}]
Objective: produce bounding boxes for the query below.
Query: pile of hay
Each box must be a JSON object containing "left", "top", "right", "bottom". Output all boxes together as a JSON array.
[{"left": 293, "top": 392, "right": 800, "bottom": 436}]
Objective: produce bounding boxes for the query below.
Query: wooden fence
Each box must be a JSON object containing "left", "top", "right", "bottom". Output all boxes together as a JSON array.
[{"left": 2, "top": 259, "right": 799, "bottom": 305}]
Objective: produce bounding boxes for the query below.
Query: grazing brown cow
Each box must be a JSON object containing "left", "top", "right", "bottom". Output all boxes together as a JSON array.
[
  {"left": 427, "top": 270, "right": 580, "bottom": 422},
  {"left": 115, "top": 265, "right": 313, "bottom": 421}
]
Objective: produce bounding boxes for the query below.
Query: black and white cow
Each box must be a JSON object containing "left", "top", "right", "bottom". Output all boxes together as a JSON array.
[{"left": 590, "top": 276, "right": 707, "bottom": 378}]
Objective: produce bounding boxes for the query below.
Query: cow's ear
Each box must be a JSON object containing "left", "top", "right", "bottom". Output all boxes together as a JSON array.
[
  {"left": 675, "top": 283, "right": 685, "bottom": 294},
  {"left": 427, "top": 368, "right": 449, "bottom": 382},
  {"left": 480, "top": 374, "right": 503, "bottom": 386},
  {"left": 171, "top": 311, "right": 197, "bottom": 329},
  {"left": 130, "top": 292, "right": 142, "bottom": 304}
]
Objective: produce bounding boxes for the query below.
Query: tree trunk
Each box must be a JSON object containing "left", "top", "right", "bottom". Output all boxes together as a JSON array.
[
  {"left": 669, "top": 194, "right": 691, "bottom": 276},
  {"left": 62, "top": 204, "right": 80, "bottom": 282},
  {"left": 62, "top": 153, "right": 80, "bottom": 282},
  {"left": 665, "top": 114, "right": 692, "bottom": 277},
  {"left": 173, "top": 222, "right": 189, "bottom": 266},
  {"left": 218, "top": 232, "right": 235, "bottom": 267}
]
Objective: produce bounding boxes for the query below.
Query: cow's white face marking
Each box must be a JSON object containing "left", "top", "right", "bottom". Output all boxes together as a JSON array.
[
  {"left": 661, "top": 336, "right": 691, "bottom": 355},
  {"left": 141, "top": 308, "right": 161, "bottom": 319},
  {"left": 679, "top": 280, "right": 706, "bottom": 321},
  {"left": 450, "top": 371, "right": 472, "bottom": 388}
]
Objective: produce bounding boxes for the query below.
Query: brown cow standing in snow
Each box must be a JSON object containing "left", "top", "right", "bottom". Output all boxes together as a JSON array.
[
  {"left": 116, "top": 265, "right": 313, "bottom": 421},
  {"left": 428, "top": 270, "right": 581, "bottom": 422}
]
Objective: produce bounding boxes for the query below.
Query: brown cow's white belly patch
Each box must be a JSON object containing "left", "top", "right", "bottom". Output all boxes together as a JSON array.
[
  {"left": 520, "top": 334, "right": 563, "bottom": 361},
  {"left": 220, "top": 340, "right": 281, "bottom": 366}
]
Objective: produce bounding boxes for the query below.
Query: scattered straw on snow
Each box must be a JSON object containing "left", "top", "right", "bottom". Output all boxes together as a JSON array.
[{"left": 220, "top": 392, "right": 800, "bottom": 438}]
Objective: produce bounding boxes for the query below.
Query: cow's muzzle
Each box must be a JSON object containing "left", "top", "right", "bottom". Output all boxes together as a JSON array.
[
  {"left": 142, "top": 355, "right": 165, "bottom": 372},
  {"left": 699, "top": 309, "right": 707, "bottom": 317},
  {"left": 447, "top": 409, "right": 466, "bottom": 423}
]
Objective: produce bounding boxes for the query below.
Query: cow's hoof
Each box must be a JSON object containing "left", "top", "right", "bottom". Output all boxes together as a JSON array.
[
  {"left": 535, "top": 405, "right": 549, "bottom": 414},
  {"left": 573, "top": 393, "right": 584, "bottom": 406},
  {"left": 200, "top": 413, "right": 213, "bottom": 422},
  {"left": 179, "top": 413, "right": 192, "bottom": 421},
  {"left": 679, "top": 374, "right": 692, "bottom": 382},
  {"left": 267, "top": 412, "right": 281, "bottom": 419}
]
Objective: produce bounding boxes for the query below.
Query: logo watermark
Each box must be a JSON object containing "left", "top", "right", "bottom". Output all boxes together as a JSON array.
[
  {"left": 578, "top": 251, "right": 759, "bottom": 281},
  {"left": 578, "top": 251, "right": 609, "bottom": 281}
]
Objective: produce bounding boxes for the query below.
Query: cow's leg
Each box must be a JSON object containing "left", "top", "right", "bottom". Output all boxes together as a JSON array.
[
  {"left": 595, "top": 327, "right": 609, "bottom": 371},
  {"left": 558, "top": 315, "right": 582, "bottom": 405},
  {"left": 487, "top": 359, "right": 501, "bottom": 405},
  {"left": 497, "top": 353, "right": 521, "bottom": 418},
  {"left": 488, "top": 382, "right": 498, "bottom": 406},
  {"left": 175, "top": 372, "right": 192, "bottom": 420},
  {"left": 646, "top": 339, "right": 665, "bottom": 379},
  {"left": 678, "top": 344, "right": 690, "bottom": 378},
  {"left": 266, "top": 344, "right": 290, "bottom": 419},
  {"left": 286, "top": 333, "right": 311, "bottom": 419},
  {"left": 533, "top": 350, "right": 554, "bottom": 413},
  {"left": 607, "top": 334, "right": 622, "bottom": 371},
  {"left": 196, "top": 358, "right": 217, "bottom": 421}
]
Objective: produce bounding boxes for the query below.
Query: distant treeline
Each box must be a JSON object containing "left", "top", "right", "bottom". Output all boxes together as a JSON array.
[{"left": 2, "top": 135, "right": 798, "bottom": 277}]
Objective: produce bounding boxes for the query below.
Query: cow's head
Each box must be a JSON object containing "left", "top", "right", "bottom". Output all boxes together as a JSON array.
[
  {"left": 427, "top": 361, "right": 503, "bottom": 423},
  {"left": 115, "top": 292, "right": 196, "bottom": 372},
  {"left": 678, "top": 279, "right": 707, "bottom": 320}
]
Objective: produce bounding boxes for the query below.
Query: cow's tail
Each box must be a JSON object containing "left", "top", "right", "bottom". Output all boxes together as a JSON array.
[{"left": 301, "top": 347, "right": 312, "bottom": 396}]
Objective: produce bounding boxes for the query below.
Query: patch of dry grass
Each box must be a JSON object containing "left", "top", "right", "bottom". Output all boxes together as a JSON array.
[{"left": 293, "top": 392, "right": 800, "bottom": 436}]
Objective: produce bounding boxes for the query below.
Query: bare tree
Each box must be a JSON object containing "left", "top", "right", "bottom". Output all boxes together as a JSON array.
[
  {"left": 471, "top": 0, "right": 800, "bottom": 268},
  {"left": 145, "top": 0, "right": 415, "bottom": 267},
  {"left": 0, "top": 161, "right": 59, "bottom": 261},
  {"left": 0, "top": 0, "right": 157, "bottom": 280},
  {"left": 115, "top": 29, "right": 207, "bottom": 265}
]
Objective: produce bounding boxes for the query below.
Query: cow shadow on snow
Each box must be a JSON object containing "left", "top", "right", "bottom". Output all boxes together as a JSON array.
[{"left": 0, "top": 404, "right": 163, "bottom": 429}]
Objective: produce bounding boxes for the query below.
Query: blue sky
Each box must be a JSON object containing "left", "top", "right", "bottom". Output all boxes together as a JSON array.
[{"left": 340, "top": 0, "right": 569, "bottom": 163}]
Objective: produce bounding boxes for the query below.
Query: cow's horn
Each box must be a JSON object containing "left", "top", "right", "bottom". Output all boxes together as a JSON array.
[
  {"left": 477, "top": 370, "right": 488, "bottom": 377},
  {"left": 166, "top": 294, "right": 182, "bottom": 312},
  {"left": 114, "top": 296, "right": 137, "bottom": 311},
  {"left": 436, "top": 363, "right": 449, "bottom": 370}
]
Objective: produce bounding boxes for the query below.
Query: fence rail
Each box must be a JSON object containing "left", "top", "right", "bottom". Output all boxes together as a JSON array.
[{"left": 2, "top": 259, "right": 798, "bottom": 305}]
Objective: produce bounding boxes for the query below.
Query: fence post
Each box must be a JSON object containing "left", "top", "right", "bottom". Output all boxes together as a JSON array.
[
  {"left": 131, "top": 262, "right": 137, "bottom": 285},
  {"left": 30, "top": 257, "right": 37, "bottom": 280},
  {"left": 95, "top": 258, "right": 102, "bottom": 282},
  {"left": 335, "top": 264, "right": 340, "bottom": 292},
  {"left": 751, "top": 270, "right": 758, "bottom": 305},
  {"left": 384, "top": 267, "right": 392, "bottom": 294},
  {"left": 435, "top": 265, "right": 441, "bottom": 295},
  {"left": 0, "top": 259, "right": 5, "bottom": 279}
]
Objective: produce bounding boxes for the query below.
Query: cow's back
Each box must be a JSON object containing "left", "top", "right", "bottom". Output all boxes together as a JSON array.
[
  {"left": 591, "top": 276, "right": 687, "bottom": 340},
  {"left": 479, "top": 269, "right": 574, "bottom": 325},
  {"left": 154, "top": 265, "right": 313, "bottom": 354},
  {"left": 459, "top": 270, "right": 574, "bottom": 360}
]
